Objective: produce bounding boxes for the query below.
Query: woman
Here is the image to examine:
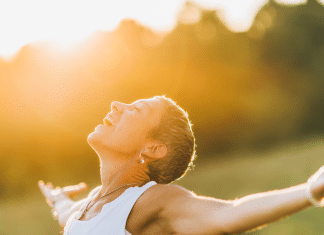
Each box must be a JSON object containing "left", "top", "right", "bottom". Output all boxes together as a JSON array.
[{"left": 39, "top": 95, "right": 324, "bottom": 235}]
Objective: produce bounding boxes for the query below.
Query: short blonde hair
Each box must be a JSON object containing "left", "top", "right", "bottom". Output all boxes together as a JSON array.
[{"left": 147, "top": 96, "right": 196, "bottom": 184}]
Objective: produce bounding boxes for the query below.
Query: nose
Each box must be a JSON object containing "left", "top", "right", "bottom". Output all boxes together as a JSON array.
[{"left": 111, "top": 101, "right": 125, "bottom": 114}]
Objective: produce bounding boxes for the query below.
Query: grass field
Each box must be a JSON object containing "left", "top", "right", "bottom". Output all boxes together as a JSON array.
[{"left": 1, "top": 137, "right": 324, "bottom": 234}]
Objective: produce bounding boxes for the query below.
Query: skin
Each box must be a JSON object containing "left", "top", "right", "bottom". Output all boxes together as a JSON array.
[{"left": 39, "top": 97, "right": 324, "bottom": 235}]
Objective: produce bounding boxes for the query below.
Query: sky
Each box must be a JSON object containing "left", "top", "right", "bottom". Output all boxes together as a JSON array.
[{"left": 0, "top": 0, "right": 310, "bottom": 58}]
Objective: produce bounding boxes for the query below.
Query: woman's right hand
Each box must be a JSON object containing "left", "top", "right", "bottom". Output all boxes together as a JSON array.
[{"left": 38, "top": 181, "right": 88, "bottom": 207}]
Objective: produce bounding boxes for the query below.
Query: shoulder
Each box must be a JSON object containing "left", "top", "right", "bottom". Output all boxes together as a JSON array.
[
  {"left": 137, "top": 183, "right": 196, "bottom": 211},
  {"left": 146, "top": 183, "right": 196, "bottom": 201},
  {"left": 132, "top": 183, "right": 195, "bottom": 213},
  {"left": 126, "top": 183, "right": 195, "bottom": 234}
]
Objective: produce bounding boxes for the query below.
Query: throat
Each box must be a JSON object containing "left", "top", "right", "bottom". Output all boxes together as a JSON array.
[{"left": 98, "top": 156, "right": 150, "bottom": 197}]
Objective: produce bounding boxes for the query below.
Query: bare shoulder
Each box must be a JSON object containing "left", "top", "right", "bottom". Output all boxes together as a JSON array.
[
  {"left": 126, "top": 184, "right": 195, "bottom": 234},
  {"left": 146, "top": 183, "right": 196, "bottom": 201},
  {"left": 133, "top": 183, "right": 195, "bottom": 214}
]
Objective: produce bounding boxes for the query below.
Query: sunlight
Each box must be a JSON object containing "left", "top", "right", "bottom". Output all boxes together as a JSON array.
[
  {"left": 0, "top": 0, "right": 185, "bottom": 59},
  {"left": 275, "top": 0, "right": 307, "bottom": 5},
  {"left": 0, "top": 0, "right": 314, "bottom": 58}
]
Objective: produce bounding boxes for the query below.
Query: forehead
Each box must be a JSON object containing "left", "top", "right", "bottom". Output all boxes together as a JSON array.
[
  {"left": 135, "top": 98, "right": 165, "bottom": 125},
  {"left": 134, "top": 98, "right": 164, "bottom": 129},
  {"left": 133, "top": 98, "right": 164, "bottom": 111}
]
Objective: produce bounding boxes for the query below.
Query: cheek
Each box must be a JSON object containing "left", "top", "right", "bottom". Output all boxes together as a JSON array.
[{"left": 113, "top": 124, "right": 148, "bottom": 148}]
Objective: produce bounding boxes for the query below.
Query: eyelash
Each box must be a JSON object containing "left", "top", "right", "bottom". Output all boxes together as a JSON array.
[{"left": 134, "top": 106, "right": 140, "bottom": 112}]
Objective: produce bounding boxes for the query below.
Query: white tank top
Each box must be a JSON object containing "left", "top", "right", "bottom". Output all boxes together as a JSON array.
[{"left": 63, "top": 181, "right": 157, "bottom": 235}]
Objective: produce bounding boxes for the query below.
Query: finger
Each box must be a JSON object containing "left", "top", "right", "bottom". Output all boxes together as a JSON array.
[
  {"left": 77, "top": 182, "right": 88, "bottom": 191},
  {"left": 63, "top": 183, "right": 88, "bottom": 198},
  {"left": 40, "top": 182, "right": 55, "bottom": 196},
  {"left": 63, "top": 186, "right": 87, "bottom": 195},
  {"left": 79, "top": 182, "right": 88, "bottom": 188},
  {"left": 46, "top": 198, "right": 54, "bottom": 207},
  {"left": 40, "top": 185, "right": 50, "bottom": 197},
  {"left": 38, "top": 181, "right": 51, "bottom": 198},
  {"left": 38, "top": 180, "right": 44, "bottom": 191},
  {"left": 63, "top": 183, "right": 87, "bottom": 192},
  {"left": 38, "top": 180, "right": 47, "bottom": 192},
  {"left": 47, "top": 182, "right": 54, "bottom": 189},
  {"left": 38, "top": 181, "right": 45, "bottom": 194}
]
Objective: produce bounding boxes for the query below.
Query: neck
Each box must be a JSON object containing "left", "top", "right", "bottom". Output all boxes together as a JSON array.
[{"left": 98, "top": 151, "right": 150, "bottom": 196}]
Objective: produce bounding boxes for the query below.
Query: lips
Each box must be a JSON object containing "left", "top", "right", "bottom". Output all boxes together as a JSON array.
[{"left": 103, "top": 115, "right": 115, "bottom": 126}]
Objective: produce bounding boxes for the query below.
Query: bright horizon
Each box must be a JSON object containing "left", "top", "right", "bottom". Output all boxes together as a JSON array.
[{"left": 0, "top": 0, "right": 310, "bottom": 59}]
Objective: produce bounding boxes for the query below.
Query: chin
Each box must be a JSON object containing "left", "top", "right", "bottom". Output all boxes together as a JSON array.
[
  {"left": 87, "top": 131, "right": 103, "bottom": 149},
  {"left": 87, "top": 131, "right": 112, "bottom": 154}
]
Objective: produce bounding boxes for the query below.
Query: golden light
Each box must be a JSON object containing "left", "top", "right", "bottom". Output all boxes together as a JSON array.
[
  {"left": 196, "top": 0, "right": 268, "bottom": 32},
  {"left": 0, "top": 0, "right": 184, "bottom": 59},
  {"left": 275, "top": 0, "right": 307, "bottom": 5},
  {"left": 0, "top": 0, "right": 317, "bottom": 59}
]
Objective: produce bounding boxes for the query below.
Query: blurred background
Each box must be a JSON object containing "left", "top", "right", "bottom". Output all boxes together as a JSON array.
[{"left": 1, "top": 0, "right": 324, "bottom": 234}]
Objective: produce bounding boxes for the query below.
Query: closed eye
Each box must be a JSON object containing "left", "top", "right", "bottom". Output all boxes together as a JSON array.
[
  {"left": 134, "top": 106, "right": 140, "bottom": 112},
  {"left": 112, "top": 105, "right": 118, "bottom": 112}
]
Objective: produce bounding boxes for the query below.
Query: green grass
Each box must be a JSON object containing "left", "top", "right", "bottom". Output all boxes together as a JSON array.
[
  {"left": 176, "top": 137, "right": 324, "bottom": 234},
  {"left": 1, "top": 137, "right": 324, "bottom": 234}
]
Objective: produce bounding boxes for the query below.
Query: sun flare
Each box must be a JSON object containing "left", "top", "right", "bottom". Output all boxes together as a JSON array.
[{"left": 0, "top": 0, "right": 317, "bottom": 59}]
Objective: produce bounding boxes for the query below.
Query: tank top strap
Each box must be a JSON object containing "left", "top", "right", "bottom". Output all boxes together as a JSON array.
[
  {"left": 64, "top": 181, "right": 157, "bottom": 235},
  {"left": 93, "top": 181, "right": 157, "bottom": 235},
  {"left": 98, "top": 181, "right": 157, "bottom": 220}
]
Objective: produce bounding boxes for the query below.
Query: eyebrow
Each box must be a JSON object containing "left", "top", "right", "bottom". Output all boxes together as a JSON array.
[
  {"left": 141, "top": 101, "right": 152, "bottom": 112},
  {"left": 134, "top": 100, "right": 152, "bottom": 112}
]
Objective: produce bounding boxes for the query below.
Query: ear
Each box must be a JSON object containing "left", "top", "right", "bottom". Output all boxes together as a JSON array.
[{"left": 142, "top": 142, "right": 167, "bottom": 160}]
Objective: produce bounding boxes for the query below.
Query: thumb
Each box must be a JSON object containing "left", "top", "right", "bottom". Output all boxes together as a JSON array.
[{"left": 63, "top": 183, "right": 88, "bottom": 198}]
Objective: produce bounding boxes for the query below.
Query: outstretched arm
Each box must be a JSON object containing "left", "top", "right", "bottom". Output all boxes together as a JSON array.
[
  {"left": 158, "top": 166, "right": 324, "bottom": 235},
  {"left": 38, "top": 181, "right": 101, "bottom": 227}
]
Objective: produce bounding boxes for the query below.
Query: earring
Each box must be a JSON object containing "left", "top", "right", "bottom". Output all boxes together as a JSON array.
[{"left": 139, "top": 150, "right": 145, "bottom": 164}]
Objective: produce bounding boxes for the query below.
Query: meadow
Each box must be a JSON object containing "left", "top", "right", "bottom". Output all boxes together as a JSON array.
[
  {"left": 1, "top": 1, "right": 324, "bottom": 234},
  {"left": 1, "top": 136, "right": 324, "bottom": 234}
]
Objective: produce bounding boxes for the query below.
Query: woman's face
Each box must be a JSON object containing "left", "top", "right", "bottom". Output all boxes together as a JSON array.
[{"left": 87, "top": 97, "right": 165, "bottom": 157}]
